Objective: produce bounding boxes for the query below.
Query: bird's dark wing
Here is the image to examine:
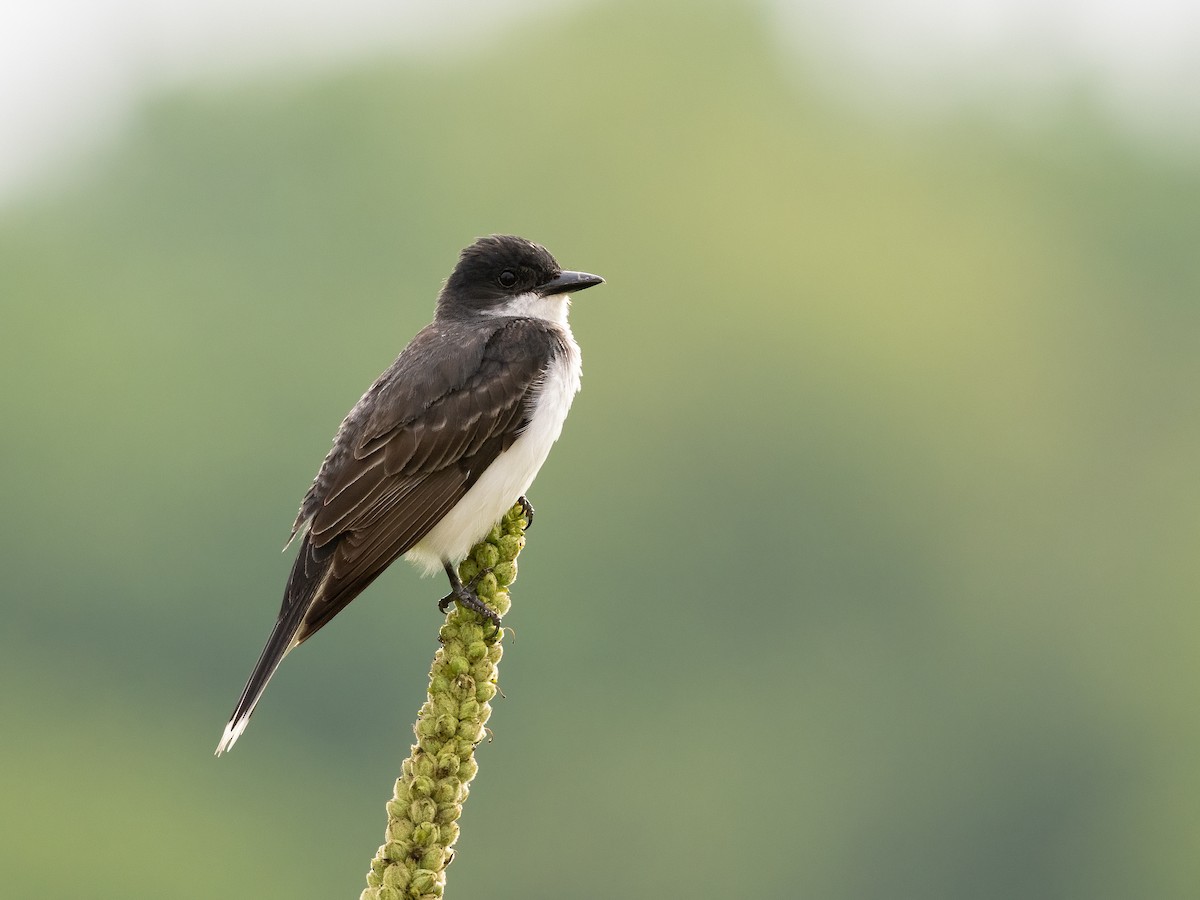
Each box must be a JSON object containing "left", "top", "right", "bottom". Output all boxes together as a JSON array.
[{"left": 289, "top": 317, "right": 567, "bottom": 643}]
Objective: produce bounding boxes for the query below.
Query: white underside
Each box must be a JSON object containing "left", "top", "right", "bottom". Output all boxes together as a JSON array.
[{"left": 405, "top": 310, "right": 580, "bottom": 574}]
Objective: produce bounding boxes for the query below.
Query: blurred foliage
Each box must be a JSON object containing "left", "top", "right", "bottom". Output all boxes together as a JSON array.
[{"left": 1, "top": 1, "right": 1198, "bottom": 898}]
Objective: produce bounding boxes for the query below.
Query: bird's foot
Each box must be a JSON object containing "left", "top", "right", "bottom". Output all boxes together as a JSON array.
[
  {"left": 516, "top": 495, "right": 534, "bottom": 530},
  {"left": 439, "top": 562, "right": 502, "bottom": 629},
  {"left": 437, "top": 585, "right": 501, "bottom": 628}
]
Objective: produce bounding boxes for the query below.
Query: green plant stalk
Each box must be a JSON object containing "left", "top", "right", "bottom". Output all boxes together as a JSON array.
[{"left": 360, "top": 502, "right": 528, "bottom": 900}]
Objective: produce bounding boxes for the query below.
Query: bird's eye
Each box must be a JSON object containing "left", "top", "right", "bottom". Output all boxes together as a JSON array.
[{"left": 497, "top": 270, "right": 518, "bottom": 288}]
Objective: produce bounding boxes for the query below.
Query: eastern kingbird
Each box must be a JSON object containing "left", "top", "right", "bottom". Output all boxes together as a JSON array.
[{"left": 216, "top": 234, "right": 603, "bottom": 754}]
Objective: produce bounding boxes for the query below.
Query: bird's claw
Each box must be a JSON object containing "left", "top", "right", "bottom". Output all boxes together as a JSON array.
[
  {"left": 438, "top": 582, "right": 502, "bottom": 629},
  {"left": 516, "top": 495, "right": 534, "bottom": 530}
]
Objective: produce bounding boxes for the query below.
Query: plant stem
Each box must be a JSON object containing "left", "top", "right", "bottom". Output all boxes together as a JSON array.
[{"left": 360, "top": 503, "right": 529, "bottom": 900}]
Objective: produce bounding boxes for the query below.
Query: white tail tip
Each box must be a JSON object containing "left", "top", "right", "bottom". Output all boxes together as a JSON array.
[{"left": 214, "top": 717, "right": 249, "bottom": 756}]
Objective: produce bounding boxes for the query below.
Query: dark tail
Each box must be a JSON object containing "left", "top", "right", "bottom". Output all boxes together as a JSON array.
[
  {"left": 216, "top": 528, "right": 341, "bottom": 755},
  {"left": 214, "top": 597, "right": 309, "bottom": 756}
]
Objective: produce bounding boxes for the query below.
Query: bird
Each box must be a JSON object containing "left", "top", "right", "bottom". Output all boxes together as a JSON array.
[{"left": 215, "top": 234, "right": 603, "bottom": 755}]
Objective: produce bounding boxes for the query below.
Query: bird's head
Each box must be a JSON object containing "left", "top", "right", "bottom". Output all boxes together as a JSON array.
[{"left": 437, "top": 234, "right": 604, "bottom": 321}]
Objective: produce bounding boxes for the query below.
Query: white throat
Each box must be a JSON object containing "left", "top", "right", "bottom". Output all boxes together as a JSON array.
[{"left": 491, "top": 291, "right": 571, "bottom": 325}]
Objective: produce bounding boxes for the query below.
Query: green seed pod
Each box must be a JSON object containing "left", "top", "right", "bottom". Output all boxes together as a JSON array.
[
  {"left": 474, "top": 542, "right": 500, "bottom": 570},
  {"left": 475, "top": 682, "right": 497, "bottom": 703},
  {"left": 381, "top": 862, "right": 411, "bottom": 888},
  {"left": 496, "top": 533, "right": 523, "bottom": 559},
  {"left": 419, "top": 847, "right": 446, "bottom": 871},
  {"left": 412, "top": 821, "right": 439, "bottom": 846},
  {"left": 491, "top": 560, "right": 517, "bottom": 587},
  {"left": 459, "top": 699, "right": 480, "bottom": 721},
  {"left": 466, "top": 573, "right": 495, "bottom": 600},
  {"left": 457, "top": 559, "right": 480, "bottom": 584},
  {"left": 410, "top": 868, "right": 439, "bottom": 895},
  {"left": 386, "top": 819, "right": 413, "bottom": 843}
]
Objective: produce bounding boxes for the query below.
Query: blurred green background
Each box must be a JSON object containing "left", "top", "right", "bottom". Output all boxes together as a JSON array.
[{"left": 2, "top": 1, "right": 1198, "bottom": 897}]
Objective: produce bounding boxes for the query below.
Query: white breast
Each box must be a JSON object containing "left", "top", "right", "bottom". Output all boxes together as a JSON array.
[{"left": 404, "top": 325, "right": 581, "bottom": 574}]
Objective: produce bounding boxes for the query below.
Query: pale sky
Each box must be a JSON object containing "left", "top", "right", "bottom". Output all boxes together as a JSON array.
[
  {"left": 776, "top": 0, "right": 1200, "bottom": 135},
  {"left": 2, "top": 0, "right": 1198, "bottom": 204}
]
